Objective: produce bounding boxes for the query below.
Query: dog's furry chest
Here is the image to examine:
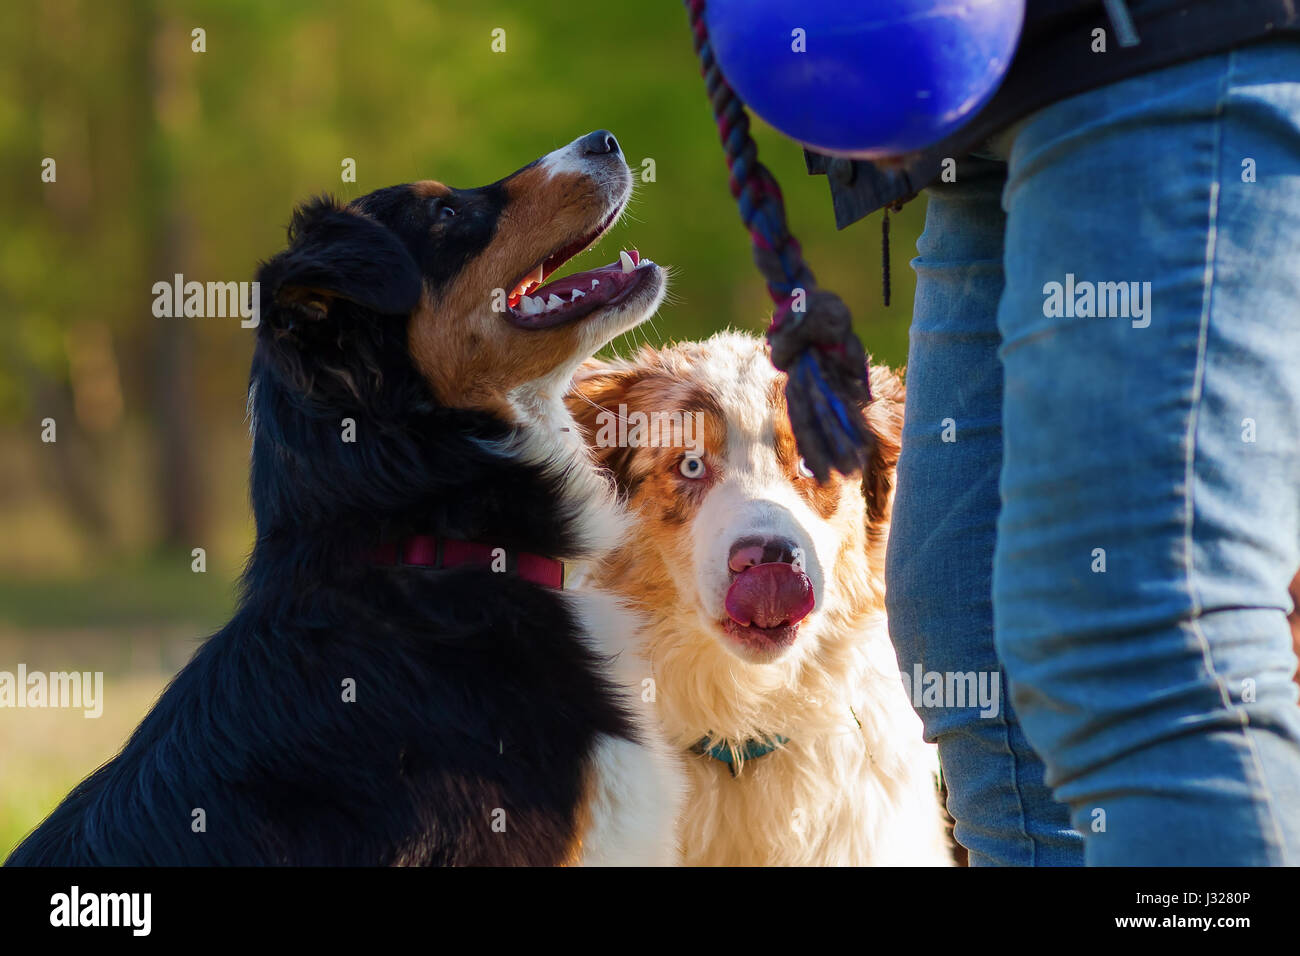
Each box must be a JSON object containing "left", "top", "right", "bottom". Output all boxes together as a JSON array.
[{"left": 675, "top": 693, "right": 952, "bottom": 867}]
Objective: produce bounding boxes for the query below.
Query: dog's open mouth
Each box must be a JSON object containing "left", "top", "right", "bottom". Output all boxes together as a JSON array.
[
  {"left": 722, "top": 563, "right": 815, "bottom": 655},
  {"left": 504, "top": 206, "right": 656, "bottom": 330}
]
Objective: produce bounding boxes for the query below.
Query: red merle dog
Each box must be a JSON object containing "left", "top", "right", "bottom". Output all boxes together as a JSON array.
[{"left": 6, "top": 131, "right": 681, "bottom": 866}]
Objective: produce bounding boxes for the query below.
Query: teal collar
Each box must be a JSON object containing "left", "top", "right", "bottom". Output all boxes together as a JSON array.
[{"left": 691, "top": 735, "right": 789, "bottom": 777}]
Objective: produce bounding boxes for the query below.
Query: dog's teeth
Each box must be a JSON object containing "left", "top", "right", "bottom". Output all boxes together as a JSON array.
[
  {"left": 570, "top": 288, "right": 585, "bottom": 301},
  {"left": 619, "top": 250, "right": 635, "bottom": 274},
  {"left": 520, "top": 295, "right": 544, "bottom": 315},
  {"left": 546, "top": 294, "right": 564, "bottom": 310},
  {"left": 591, "top": 279, "right": 600, "bottom": 289}
]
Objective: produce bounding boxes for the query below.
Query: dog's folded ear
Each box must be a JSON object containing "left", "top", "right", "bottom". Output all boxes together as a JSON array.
[
  {"left": 257, "top": 197, "right": 423, "bottom": 327},
  {"left": 863, "top": 363, "right": 905, "bottom": 526},
  {"left": 566, "top": 358, "right": 646, "bottom": 487}
]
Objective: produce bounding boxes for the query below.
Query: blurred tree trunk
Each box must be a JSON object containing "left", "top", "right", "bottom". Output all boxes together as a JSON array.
[
  {"left": 21, "top": 361, "right": 112, "bottom": 542},
  {"left": 149, "top": 213, "right": 203, "bottom": 550},
  {"left": 132, "top": 9, "right": 205, "bottom": 550}
]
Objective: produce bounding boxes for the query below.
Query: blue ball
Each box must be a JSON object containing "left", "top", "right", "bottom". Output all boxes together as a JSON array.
[{"left": 706, "top": 0, "right": 1025, "bottom": 158}]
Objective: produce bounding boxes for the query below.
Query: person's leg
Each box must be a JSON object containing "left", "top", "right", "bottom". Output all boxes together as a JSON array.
[
  {"left": 886, "top": 157, "right": 1083, "bottom": 866},
  {"left": 995, "top": 38, "right": 1300, "bottom": 864}
]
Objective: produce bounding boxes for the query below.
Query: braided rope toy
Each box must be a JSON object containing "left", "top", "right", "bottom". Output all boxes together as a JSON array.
[{"left": 685, "top": 0, "right": 875, "bottom": 482}]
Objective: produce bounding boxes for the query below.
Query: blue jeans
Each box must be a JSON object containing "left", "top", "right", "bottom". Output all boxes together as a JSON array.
[{"left": 886, "top": 39, "right": 1300, "bottom": 866}]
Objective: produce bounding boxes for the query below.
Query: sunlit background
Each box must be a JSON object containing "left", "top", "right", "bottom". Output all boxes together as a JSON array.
[{"left": 0, "top": 0, "right": 923, "bottom": 854}]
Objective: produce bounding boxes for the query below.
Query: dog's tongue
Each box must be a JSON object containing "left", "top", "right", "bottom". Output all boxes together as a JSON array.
[{"left": 725, "top": 563, "right": 815, "bottom": 629}]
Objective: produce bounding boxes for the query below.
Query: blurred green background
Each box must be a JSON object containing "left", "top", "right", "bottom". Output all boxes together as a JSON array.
[{"left": 0, "top": 0, "right": 923, "bottom": 855}]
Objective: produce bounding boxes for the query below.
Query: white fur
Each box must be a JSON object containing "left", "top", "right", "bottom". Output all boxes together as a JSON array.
[
  {"left": 537, "top": 136, "right": 603, "bottom": 181},
  {"left": 566, "top": 590, "right": 684, "bottom": 866},
  {"left": 672, "top": 617, "right": 952, "bottom": 866}
]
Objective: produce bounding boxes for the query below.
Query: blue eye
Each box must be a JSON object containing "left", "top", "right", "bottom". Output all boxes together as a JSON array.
[{"left": 679, "top": 455, "right": 706, "bottom": 479}]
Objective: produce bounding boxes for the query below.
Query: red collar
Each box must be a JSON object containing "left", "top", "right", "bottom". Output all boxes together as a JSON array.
[{"left": 368, "top": 534, "right": 565, "bottom": 590}]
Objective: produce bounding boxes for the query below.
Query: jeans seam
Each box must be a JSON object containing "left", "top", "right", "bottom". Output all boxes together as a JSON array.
[
  {"left": 996, "top": 668, "right": 1036, "bottom": 865},
  {"left": 1181, "top": 47, "right": 1291, "bottom": 864}
]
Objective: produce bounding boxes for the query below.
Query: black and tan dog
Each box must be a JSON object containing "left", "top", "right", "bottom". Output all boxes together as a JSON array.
[{"left": 7, "top": 130, "right": 680, "bottom": 866}]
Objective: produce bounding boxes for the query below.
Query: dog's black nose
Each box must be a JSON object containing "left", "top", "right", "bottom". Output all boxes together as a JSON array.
[
  {"left": 728, "top": 536, "right": 800, "bottom": 573},
  {"left": 580, "top": 129, "right": 621, "bottom": 156}
]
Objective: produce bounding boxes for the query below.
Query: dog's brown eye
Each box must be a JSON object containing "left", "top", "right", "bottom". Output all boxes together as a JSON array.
[
  {"left": 439, "top": 205, "right": 456, "bottom": 219},
  {"left": 796, "top": 457, "right": 815, "bottom": 479},
  {"left": 679, "top": 455, "right": 706, "bottom": 479}
]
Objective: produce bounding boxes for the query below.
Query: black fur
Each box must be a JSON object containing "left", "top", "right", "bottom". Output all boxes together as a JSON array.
[{"left": 6, "top": 180, "right": 635, "bottom": 866}]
